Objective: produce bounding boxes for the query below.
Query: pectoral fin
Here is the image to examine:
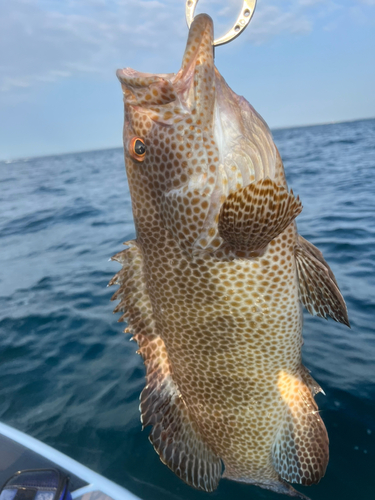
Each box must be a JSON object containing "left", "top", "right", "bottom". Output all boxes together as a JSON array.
[
  {"left": 295, "top": 234, "right": 350, "bottom": 327},
  {"left": 218, "top": 178, "right": 302, "bottom": 252}
]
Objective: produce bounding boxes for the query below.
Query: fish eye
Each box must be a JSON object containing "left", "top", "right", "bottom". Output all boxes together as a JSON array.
[{"left": 130, "top": 137, "right": 146, "bottom": 161}]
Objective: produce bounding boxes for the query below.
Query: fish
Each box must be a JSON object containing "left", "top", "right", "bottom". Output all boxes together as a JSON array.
[{"left": 110, "top": 13, "right": 349, "bottom": 499}]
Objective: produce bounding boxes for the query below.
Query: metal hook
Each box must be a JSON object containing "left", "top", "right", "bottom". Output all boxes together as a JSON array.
[{"left": 185, "top": 0, "right": 257, "bottom": 46}]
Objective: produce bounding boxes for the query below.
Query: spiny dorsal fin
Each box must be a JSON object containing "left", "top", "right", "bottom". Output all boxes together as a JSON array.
[
  {"left": 294, "top": 234, "right": 350, "bottom": 327},
  {"left": 272, "top": 370, "right": 329, "bottom": 486},
  {"left": 218, "top": 178, "right": 302, "bottom": 252},
  {"left": 109, "top": 242, "right": 222, "bottom": 492},
  {"left": 109, "top": 241, "right": 155, "bottom": 330}
]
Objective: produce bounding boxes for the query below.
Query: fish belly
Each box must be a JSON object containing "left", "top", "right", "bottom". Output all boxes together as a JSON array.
[{"left": 141, "top": 223, "right": 304, "bottom": 482}]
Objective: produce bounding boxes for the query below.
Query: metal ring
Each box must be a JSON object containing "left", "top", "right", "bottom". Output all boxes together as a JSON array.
[{"left": 185, "top": 0, "right": 257, "bottom": 46}]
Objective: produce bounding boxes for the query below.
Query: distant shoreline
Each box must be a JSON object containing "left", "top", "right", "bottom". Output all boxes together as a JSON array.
[
  {"left": 1, "top": 116, "right": 374, "bottom": 164},
  {"left": 272, "top": 116, "right": 375, "bottom": 131}
]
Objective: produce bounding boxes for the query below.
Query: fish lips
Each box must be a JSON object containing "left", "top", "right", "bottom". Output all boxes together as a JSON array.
[{"left": 117, "top": 14, "right": 216, "bottom": 124}]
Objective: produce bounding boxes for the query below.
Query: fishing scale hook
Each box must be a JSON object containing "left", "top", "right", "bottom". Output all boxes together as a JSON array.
[{"left": 185, "top": 0, "right": 257, "bottom": 46}]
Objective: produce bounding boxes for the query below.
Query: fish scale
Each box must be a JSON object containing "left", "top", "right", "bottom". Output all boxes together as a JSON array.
[{"left": 111, "top": 13, "right": 349, "bottom": 499}]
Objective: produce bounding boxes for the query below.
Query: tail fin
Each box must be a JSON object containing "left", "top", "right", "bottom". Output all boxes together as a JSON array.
[{"left": 222, "top": 472, "right": 311, "bottom": 499}]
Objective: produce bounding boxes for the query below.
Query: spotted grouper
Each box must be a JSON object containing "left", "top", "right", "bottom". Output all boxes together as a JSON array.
[{"left": 110, "top": 13, "right": 349, "bottom": 499}]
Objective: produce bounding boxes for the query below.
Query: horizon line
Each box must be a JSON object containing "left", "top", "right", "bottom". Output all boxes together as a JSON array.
[{"left": 1, "top": 116, "right": 374, "bottom": 164}]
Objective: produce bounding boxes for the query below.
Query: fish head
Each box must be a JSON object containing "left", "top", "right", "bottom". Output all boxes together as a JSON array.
[{"left": 117, "top": 14, "right": 276, "bottom": 251}]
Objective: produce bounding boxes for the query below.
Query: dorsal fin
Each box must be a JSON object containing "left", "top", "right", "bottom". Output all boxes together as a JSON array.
[
  {"left": 294, "top": 235, "right": 350, "bottom": 327},
  {"left": 110, "top": 241, "right": 155, "bottom": 331},
  {"left": 139, "top": 336, "right": 222, "bottom": 491},
  {"left": 109, "top": 242, "right": 222, "bottom": 491}
]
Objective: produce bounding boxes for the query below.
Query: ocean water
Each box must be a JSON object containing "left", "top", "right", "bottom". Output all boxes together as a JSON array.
[{"left": 0, "top": 118, "right": 374, "bottom": 500}]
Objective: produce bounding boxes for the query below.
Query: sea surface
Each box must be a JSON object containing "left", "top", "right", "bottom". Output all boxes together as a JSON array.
[{"left": 0, "top": 118, "right": 374, "bottom": 500}]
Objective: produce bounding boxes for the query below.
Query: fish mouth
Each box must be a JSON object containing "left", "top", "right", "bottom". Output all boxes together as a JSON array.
[
  {"left": 116, "top": 12, "right": 276, "bottom": 184},
  {"left": 177, "top": 13, "right": 214, "bottom": 77},
  {"left": 116, "top": 14, "right": 215, "bottom": 120},
  {"left": 171, "top": 14, "right": 215, "bottom": 116}
]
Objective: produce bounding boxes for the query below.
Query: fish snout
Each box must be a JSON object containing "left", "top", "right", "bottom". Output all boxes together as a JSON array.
[
  {"left": 173, "top": 14, "right": 216, "bottom": 122},
  {"left": 180, "top": 14, "right": 214, "bottom": 73}
]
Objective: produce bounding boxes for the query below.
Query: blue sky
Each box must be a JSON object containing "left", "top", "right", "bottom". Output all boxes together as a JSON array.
[{"left": 0, "top": 0, "right": 374, "bottom": 160}]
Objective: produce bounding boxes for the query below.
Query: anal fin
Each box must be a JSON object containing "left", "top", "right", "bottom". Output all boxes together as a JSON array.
[
  {"left": 295, "top": 234, "right": 350, "bottom": 327},
  {"left": 273, "top": 369, "right": 329, "bottom": 486},
  {"left": 299, "top": 365, "right": 325, "bottom": 396},
  {"left": 218, "top": 178, "right": 302, "bottom": 252}
]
